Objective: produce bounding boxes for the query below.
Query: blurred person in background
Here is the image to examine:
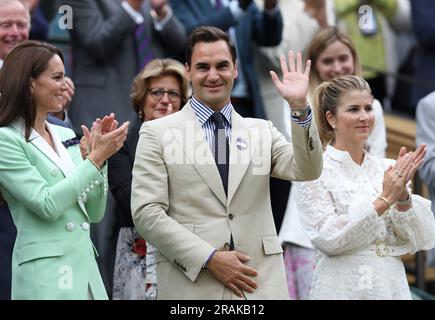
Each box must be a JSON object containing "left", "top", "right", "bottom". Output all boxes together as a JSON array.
[
  {"left": 416, "top": 91, "right": 435, "bottom": 268},
  {"left": 410, "top": 1, "right": 435, "bottom": 116},
  {"left": 108, "top": 58, "right": 189, "bottom": 300}
]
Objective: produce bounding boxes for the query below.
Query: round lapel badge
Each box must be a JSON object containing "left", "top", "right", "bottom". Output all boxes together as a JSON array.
[{"left": 236, "top": 137, "right": 247, "bottom": 150}]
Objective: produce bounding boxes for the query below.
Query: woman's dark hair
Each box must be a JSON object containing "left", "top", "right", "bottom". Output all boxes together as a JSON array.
[{"left": 0, "top": 40, "right": 64, "bottom": 140}]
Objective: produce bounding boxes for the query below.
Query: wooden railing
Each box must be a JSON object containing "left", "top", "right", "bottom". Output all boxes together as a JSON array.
[
  {"left": 384, "top": 112, "right": 433, "bottom": 290},
  {"left": 384, "top": 113, "right": 429, "bottom": 198},
  {"left": 384, "top": 113, "right": 416, "bottom": 159}
]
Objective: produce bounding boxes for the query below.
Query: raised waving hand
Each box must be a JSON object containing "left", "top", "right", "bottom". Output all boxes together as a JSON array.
[{"left": 270, "top": 50, "right": 311, "bottom": 109}]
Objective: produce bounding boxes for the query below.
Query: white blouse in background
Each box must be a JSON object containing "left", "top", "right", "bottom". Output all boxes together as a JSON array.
[
  {"left": 296, "top": 145, "right": 435, "bottom": 299},
  {"left": 279, "top": 98, "right": 387, "bottom": 247}
]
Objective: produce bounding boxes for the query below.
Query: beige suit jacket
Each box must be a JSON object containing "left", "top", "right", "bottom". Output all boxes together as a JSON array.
[{"left": 131, "top": 102, "right": 322, "bottom": 299}]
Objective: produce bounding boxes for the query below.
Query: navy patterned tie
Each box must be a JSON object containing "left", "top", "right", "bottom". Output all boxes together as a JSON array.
[
  {"left": 210, "top": 113, "right": 229, "bottom": 196},
  {"left": 135, "top": 23, "right": 153, "bottom": 71}
]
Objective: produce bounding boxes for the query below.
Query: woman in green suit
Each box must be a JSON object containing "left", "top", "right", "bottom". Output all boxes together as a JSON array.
[{"left": 0, "top": 41, "right": 129, "bottom": 299}]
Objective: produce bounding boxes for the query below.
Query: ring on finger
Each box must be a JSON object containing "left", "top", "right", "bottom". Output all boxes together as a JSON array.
[{"left": 395, "top": 171, "right": 403, "bottom": 178}]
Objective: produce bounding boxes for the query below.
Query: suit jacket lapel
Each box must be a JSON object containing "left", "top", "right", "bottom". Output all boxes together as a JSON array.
[
  {"left": 227, "top": 111, "right": 254, "bottom": 204},
  {"left": 46, "top": 123, "right": 75, "bottom": 177},
  {"left": 11, "top": 119, "right": 74, "bottom": 178},
  {"left": 11, "top": 119, "right": 90, "bottom": 219},
  {"left": 170, "top": 103, "right": 227, "bottom": 206},
  {"left": 47, "top": 123, "right": 91, "bottom": 220}
]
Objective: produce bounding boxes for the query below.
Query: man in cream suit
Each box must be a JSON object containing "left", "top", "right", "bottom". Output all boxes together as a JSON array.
[{"left": 131, "top": 26, "right": 323, "bottom": 300}]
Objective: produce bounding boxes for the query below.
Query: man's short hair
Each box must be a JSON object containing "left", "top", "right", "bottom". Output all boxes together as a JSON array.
[{"left": 184, "top": 26, "right": 237, "bottom": 66}]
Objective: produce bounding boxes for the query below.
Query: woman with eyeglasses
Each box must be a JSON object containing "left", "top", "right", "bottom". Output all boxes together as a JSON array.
[{"left": 108, "top": 58, "right": 189, "bottom": 300}]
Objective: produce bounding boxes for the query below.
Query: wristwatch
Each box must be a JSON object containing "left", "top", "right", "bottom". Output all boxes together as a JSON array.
[
  {"left": 396, "top": 193, "right": 412, "bottom": 206},
  {"left": 290, "top": 103, "right": 311, "bottom": 118}
]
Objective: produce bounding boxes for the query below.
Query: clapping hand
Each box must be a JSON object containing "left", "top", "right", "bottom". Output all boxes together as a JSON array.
[
  {"left": 270, "top": 51, "right": 311, "bottom": 109},
  {"left": 394, "top": 144, "right": 427, "bottom": 202},
  {"left": 396, "top": 144, "right": 427, "bottom": 184},
  {"left": 80, "top": 113, "right": 120, "bottom": 157},
  {"left": 380, "top": 144, "right": 427, "bottom": 206},
  {"left": 98, "top": 113, "right": 118, "bottom": 134},
  {"left": 85, "top": 120, "right": 130, "bottom": 168}
]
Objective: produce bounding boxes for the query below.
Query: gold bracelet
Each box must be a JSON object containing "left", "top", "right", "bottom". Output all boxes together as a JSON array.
[
  {"left": 87, "top": 156, "right": 101, "bottom": 171},
  {"left": 378, "top": 196, "right": 393, "bottom": 209}
]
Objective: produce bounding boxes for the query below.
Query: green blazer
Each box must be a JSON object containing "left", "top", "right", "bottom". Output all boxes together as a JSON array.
[{"left": 0, "top": 120, "right": 108, "bottom": 300}]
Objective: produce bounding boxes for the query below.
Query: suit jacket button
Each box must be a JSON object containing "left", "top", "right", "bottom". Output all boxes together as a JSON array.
[
  {"left": 50, "top": 168, "right": 58, "bottom": 177},
  {"left": 228, "top": 213, "right": 234, "bottom": 220},
  {"left": 65, "top": 222, "right": 75, "bottom": 232},
  {"left": 81, "top": 222, "right": 90, "bottom": 231}
]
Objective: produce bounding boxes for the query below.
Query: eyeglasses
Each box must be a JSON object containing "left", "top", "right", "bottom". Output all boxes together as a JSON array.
[{"left": 148, "top": 88, "right": 181, "bottom": 102}]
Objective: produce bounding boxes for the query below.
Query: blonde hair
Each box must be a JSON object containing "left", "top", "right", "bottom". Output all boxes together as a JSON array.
[
  {"left": 307, "top": 27, "right": 362, "bottom": 96},
  {"left": 313, "top": 75, "right": 371, "bottom": 147},
  {"left": 130, "top": 58, "right": 189, "bottom": 120}
]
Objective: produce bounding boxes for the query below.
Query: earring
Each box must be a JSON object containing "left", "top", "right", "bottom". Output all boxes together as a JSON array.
[{"left": 138, "top": 110, "right": 143, "bottom": 120}]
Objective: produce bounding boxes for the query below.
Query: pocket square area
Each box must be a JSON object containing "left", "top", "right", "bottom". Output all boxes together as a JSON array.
[{"left": 62, "top": 137, "right": 80, "bottom": 149}]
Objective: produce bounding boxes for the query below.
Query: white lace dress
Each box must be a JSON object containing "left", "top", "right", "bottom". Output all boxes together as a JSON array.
[{"left": 296, "top": 145, "right": 435, "bottom": 300}]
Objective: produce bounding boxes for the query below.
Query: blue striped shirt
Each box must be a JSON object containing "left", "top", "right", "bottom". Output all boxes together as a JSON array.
[
  {"left": 191, "top": 96, "right": 312, "bottom": 146},
  {"left": 291, "top": 109, "right": 313, "bottom": 128},
  {"left": 191, "top": 96, "right": 311, "bottom": 268},
  {"left": 190, "top": 96, "right": 233, "bottom": 152}
]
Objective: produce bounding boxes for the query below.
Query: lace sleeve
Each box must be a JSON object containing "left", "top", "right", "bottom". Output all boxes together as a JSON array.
[
  {"left": 295, "top": 179, "right": 386, "bottom": 256},
  {"left": 389, "top": 195, "right": 435, "bottom": 253}
]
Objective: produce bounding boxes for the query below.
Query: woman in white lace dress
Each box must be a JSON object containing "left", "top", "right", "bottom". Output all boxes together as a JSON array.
[
  {"left": 296, "top": 75, "right": 435, "bottom": 299},
  {"left": 280, "top": 27, "right": 388, "bottom": 300}
]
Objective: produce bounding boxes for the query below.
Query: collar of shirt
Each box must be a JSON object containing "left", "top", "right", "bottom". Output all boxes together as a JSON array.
[
  {"left": 325, "top": 144, "right": 370, "bottom": 171},
  {"left": 190, "top": 96, "right": 233, "bottom": 128}
]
